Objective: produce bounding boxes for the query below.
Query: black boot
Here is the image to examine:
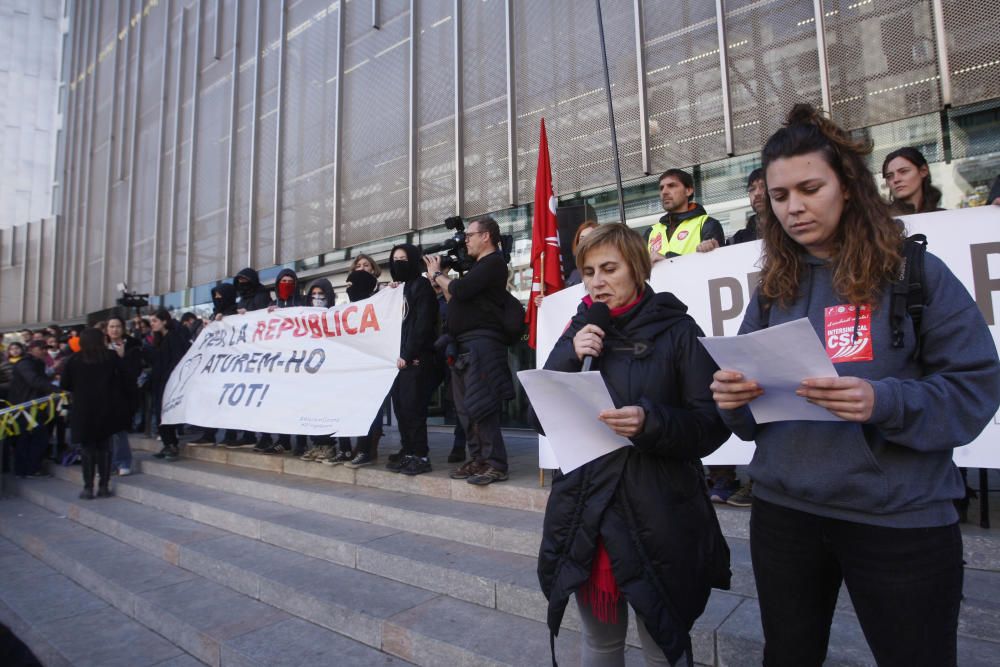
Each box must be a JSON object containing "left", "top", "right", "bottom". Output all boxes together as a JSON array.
[
  {"left": 80, "top": 449, "right": 95, "bottom": 500},
  {"left": 96, "top": 450, "right": 113, "bottom": 498}
]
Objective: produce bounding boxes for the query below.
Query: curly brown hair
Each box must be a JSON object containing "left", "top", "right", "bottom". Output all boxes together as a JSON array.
[{"left": 759, "top": 104, "right": 904, "bottom": 307}]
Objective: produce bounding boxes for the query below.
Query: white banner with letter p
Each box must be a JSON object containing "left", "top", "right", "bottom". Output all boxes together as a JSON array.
[{"left": 161, "top": 287, "right": 402, "bottom": 436}]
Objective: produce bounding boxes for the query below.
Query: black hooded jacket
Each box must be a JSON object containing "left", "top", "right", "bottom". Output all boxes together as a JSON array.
[
  {"left": 234, "top": 268, "right": 272, "bottom": 312},
  {"left": 538, "top": 288, "right": 732, "bottom": 664},
  {"left": 390, "top": 244, "right": 439, "bottom": 363},
  {"left": 273, "top": 268, "right": 307, "bottom": 308},
  {"left": 305, "top": 278, "right": 335, "bottom": 308},
  {"left": 212, "top": 283, "right": 238, "bottom": 317}
]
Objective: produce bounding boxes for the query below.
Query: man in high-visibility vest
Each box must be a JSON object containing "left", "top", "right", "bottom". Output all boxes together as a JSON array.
[{"left": 645, "top": 169, "right": 725, "bottom": 263}]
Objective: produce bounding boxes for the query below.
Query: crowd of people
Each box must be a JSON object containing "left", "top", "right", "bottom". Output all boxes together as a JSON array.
[{"left": 2, "top": 103, "right": 1000, "bottom": 666}]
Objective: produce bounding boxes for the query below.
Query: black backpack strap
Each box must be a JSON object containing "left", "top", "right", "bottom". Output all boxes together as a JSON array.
[{"left": 890, "top": 234, "right": 927, "bottom": 357}]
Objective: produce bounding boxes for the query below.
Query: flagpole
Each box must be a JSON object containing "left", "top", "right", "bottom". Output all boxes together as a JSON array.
[{"left": 595, "top": 0, "right": 627, "bottom": 224}]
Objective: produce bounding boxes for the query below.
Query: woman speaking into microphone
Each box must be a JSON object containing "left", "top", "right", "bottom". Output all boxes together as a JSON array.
[{"left": 537, "top": 223, "right": 731, "bottom": 666}]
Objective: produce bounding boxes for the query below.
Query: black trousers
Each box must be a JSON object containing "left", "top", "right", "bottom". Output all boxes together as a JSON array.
[
  {"left": 450, "top": 365, "right": 506, "bottom": 472},
  {"left": 391, "top": 364, "right": 431, "bottom": 457},
  {"left": 80, "top": 438, "right": 112, "bottom": 490},
  {"left": 750, "top": 498, "right": 963, "bottom": 667},
  {"left": 13, "top": 421, "right": 49, "bottom": 476}
]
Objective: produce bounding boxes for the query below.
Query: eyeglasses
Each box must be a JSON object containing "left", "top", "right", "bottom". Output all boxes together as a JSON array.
[{"left": 466, "top": 230, "right": 488, "bottom": 237}]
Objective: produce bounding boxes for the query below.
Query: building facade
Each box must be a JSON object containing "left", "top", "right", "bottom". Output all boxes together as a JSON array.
[{"left": 1, "top": 0, "right": 999, "bottom": 330}]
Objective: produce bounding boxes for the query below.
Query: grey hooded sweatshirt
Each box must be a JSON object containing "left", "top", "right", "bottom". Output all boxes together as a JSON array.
[{"left": 720, "top": 251, "right": 1000, "bottom": 528}]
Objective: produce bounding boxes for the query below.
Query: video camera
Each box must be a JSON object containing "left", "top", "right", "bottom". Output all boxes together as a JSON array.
[
  {"left": 116, "top": 282, "right": 149, "bottom": 311},
  {"left": 422, "top": 216, "right": 475, "bottom": 274},
  {"left": 422, "top": 216, "right": 514, "bottom": 275}
]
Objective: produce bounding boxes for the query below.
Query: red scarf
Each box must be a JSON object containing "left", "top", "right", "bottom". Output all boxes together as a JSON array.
[{"left": 576, "top": 290, "right": 644, "bottom": 624}]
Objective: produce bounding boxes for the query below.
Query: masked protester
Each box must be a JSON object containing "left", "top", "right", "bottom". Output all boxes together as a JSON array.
[
  {"left": 255, "top": 268, "right": 309, "bottom": 454},
  {"left": 327, "top": 270, "right": 383, "bottom": 468},
  {"left": 211, "top": 283, "right": 238, "bottom": 319},
  {"left": 299, "top": 279, "right": 341, "bottom": 463},
  {"left": 272, "top": 268, "right": 306, "bottom": 308},
  {"left": 234, "top": 267, "right": 272, "bottom": 312},
  {"left": 383, "top": 244, "right": 438, "bottom": 475}
]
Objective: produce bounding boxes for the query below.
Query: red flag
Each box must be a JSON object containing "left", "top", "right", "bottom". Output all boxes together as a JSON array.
[{"left": 525, "top": 118, "right": 564, "bottom": 350}]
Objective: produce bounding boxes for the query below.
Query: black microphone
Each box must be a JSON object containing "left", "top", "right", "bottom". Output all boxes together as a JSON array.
[{"left": 581, "top": 301, "right": 611, "bottom": 372}]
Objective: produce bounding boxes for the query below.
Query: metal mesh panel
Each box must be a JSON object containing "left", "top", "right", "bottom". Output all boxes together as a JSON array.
[
  {"left": 461, "top": 0, "right": 507, "bottom": 218},
  {"left": 642, "top": 1, "right": 727, "bottom": 173},
  {"left": 252, "top": 3, "right": 281, "bottom": 266},
  {"left": 171, "top": 8, "right": 196, "bottom": 293},
  {"left": 824, "top": 0, "right": 940, "bottom": 131},
  {"left": 339, "top": 1, "right": 410, "bottom": 247},
  {"left": 0, "top": 228, "right": 18, "bottom": 328},
  {"left": 725, "top": 0, "right": 824, "bottom": 155},
  {"left": 229, "top": 3, "right": 258, "bottom": 274},
  {"left": 130, "top": 3, "right": 167, "bottom": 294},
  {"left": 40, "top": 218, "right": 55, "bottom": 323},
  {"left": 280, "top": 0, "right": 340, "bottom": 263},
  {"left": 514, "top": 0, "right": 642, "bottom": 204},
  {"left": 941, "top": 0, "right": 1000, "bottom": 107},
  {"left": 191, "top": 4, "right": 232, "bottom": 286},
  {"left": 157, "top": 8, "right": 182, "bottom": 294},
  {"left": 415, "top": 0, "right": 455, "bottom": 230}
]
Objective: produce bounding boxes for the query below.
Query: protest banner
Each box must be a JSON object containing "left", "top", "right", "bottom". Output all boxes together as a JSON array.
[
  {"left": 161, "top": 287, "right": 403, "bottom": 436},
  {"left": 536, "top": 206, "right": 1000, "bottom": 467}
]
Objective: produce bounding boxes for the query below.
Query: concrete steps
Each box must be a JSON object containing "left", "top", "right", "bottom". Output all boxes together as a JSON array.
[
  {"left": 4, "top": 477, "right": 621, "bottom": 666},
  {"left": 6, "top": 440, "right": 1000, "bottom": 666},
  {"left": 0, "top": 534, "right": 202, "bottom": 667},
  {"left": 0, "top": 500, "right": 408, "bottom": 667}
]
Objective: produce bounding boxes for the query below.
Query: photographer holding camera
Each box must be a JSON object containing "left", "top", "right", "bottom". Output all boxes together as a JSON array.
[{"left": 425, "top": 216, "right": 514, "bottom": 485}]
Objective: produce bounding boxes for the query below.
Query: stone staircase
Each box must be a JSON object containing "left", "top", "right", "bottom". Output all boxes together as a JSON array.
[{"left": 1, "top": 432, "right": 998, "bottom": 666}]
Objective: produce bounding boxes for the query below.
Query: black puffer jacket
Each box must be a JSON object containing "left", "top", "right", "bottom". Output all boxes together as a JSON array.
[
  {"left": 455, "top": 331, "right": 514, "bottom": 421},
  {"left": 538, "top": 288, "right": 731, "bottom": 664},
  {"left": 147, "top": 326, "right": 191, "bottom": 400}
]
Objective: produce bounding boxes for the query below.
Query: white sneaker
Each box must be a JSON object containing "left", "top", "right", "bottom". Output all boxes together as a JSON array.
[{"left": 118, "top": 467, "right": 131, "bottom": 476}]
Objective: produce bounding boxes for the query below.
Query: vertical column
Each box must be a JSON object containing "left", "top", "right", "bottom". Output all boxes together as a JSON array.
[
  {"left": 19, "top": 226, "right": 29, "bottom": 324},
  {"left": 812, "top": 0, "right": 831, "bottom": 113},
  {"left": 79, "top": 0, "right": 103, "bottom": 314},
  {"left": 223, "top": 0, "right": 241, "bottom": 277},
  {"left": 929, "top": 0, "right": 952, "bottom": 106},
  {"left": 453, "top": 0, "right": 463, "bottom": 216},
  {"left": 213, "top": 0, "right": 223, "bottom": 60},
  {"left": 504, "top": 0, "right": 517, "bottom": 206},
  {"left": 271, "top": 0, "right": 287, "bottom": 265},
  {"left": 168, "top": 6, "right": 187, "bottom": 293},
  {"left": 407, "top": 1, "right": 416, "bottom": 230},
  {"left": 101, "top": 0, "right": 126, "bottom": 302},
  {"left": 124, "top": 0, "right": 145, "bottom": 294},
  {"left": 331, "top": 0, "right": 344, "bottom": 249},
  {"left": 246, "top": 0, "right": 263, "bottom": 266},
  {"left": 633, "top": 0, "right": 651, "bottom": 173},
  {"left": 184, "top": 0, "right": 204, "bottom": 287},
  {"left": 152, "top": 0, "right": 171, "bottom": 296},
  {"left": 372, "top": 0, "right": 380, "bottom": 29},
  {"left": 62, "top": 1, "right": 84, "bottom": 318},
  {"left": 715, "top": 0, "right": 734, "bottom": 156}
]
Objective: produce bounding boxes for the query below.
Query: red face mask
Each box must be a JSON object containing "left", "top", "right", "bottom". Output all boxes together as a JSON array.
[{"left": 277, "top": 282, "right": 295, "bottom": 301}]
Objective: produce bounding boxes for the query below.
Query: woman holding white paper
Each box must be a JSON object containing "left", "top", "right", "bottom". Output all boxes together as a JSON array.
[
  {"left": 537, "top": 223, "right": 731, "bottom": 667},
  {"left": 710, "top": 104, "right": 1000, "bottom": 667}
]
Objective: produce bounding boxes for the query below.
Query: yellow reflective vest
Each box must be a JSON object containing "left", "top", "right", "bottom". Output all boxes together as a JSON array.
[{"left": 647, "top": 214, "right": 708, "bottom": 257}]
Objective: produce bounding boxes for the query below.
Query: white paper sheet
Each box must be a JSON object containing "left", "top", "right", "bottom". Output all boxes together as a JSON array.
[
  {"left": 517, "top": 369, "right": 632, "bottom": 473},
  {"left": 698, "top": 317, "right": 844, "bottom": 423}
]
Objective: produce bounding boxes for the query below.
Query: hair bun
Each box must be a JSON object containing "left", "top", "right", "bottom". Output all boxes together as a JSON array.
[{"left": 785, "top": 103, "right": 823, "bottom": 127}]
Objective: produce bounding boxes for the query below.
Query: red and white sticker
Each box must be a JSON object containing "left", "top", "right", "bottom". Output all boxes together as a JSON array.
[
  {"left": 676, "top": 230, "right": 689, "bottom": 241},
  {"left": 649, "top": 233, "right": 662, "bottom": 254},
  {"left": 824, "top": 305, "right": 873, "bottom": 363}
]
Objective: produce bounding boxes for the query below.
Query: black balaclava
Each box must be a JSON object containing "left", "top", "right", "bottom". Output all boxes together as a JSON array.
[
  {"left": 235, "top": 268, "right": 260, "bottom": 297},
  {"left": 389, "top": 243, "right": 422, "bottom": 283},
  {"left": 212, "top": 283, "right": 237, "bottom": 314},
  {"left": 346, "top": 270, "right": 377, "bottom": 302}
]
